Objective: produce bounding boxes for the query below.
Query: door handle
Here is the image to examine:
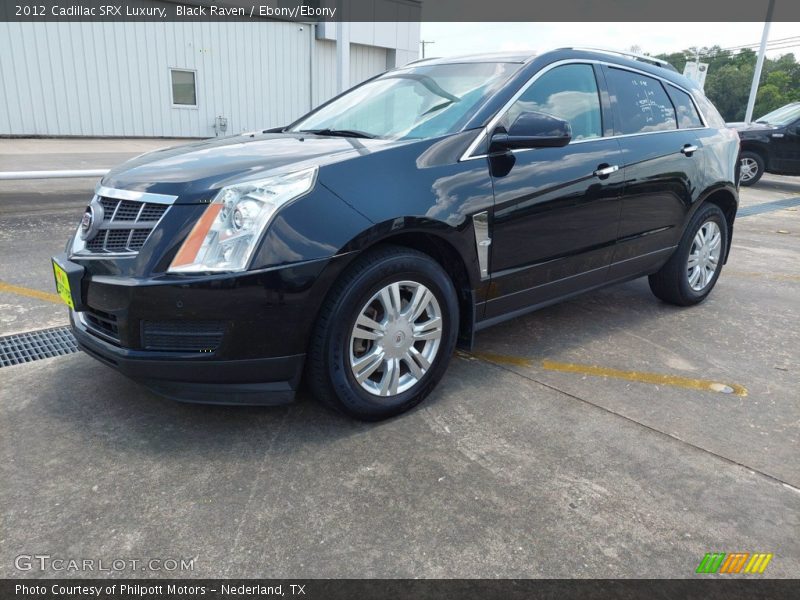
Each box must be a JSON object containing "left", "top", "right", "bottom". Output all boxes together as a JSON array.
[
  {"left": 681, "top": 144, "right": 699, "bottom": 155},
  {"left": 593, "top": 164, "right": 619, "bottom": 178}
]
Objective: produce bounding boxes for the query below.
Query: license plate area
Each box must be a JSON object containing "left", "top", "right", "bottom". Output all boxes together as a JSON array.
[{"left": 51, "top": 254, "right": 85, "bottom": 311}]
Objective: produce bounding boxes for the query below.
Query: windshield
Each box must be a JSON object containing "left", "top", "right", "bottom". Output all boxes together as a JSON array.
[
  {"left": 288, "top": 62, "right": 520, "bottom": 140},
  {"left": 756, "top": 103, "right": 800, "bottom": 126}
]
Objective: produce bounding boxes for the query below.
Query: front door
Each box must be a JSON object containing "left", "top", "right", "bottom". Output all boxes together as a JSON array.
[
  {"left": 485, "top": 63, "right": 624, "bottom": 320},
  {"left": 772, "top": 118, "right": 800, "bottom": 174}
]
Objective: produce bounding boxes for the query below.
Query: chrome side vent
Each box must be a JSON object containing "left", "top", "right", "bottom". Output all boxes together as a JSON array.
[{"left": 473, "top": 211, "right": 491, "bottom": 280}]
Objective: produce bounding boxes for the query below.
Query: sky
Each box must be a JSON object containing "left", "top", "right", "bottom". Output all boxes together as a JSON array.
[{"left": 419, "top": 22, "right": 800, "bottom": 60}]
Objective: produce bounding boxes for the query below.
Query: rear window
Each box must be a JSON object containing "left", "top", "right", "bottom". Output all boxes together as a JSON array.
[
  {"left": 693, "top": 92, "right": 726, "bottom": 129},
  {"left": 606, "top": 67, "right": 677, "bottom": 135},
  {"left": 666, "top": 85, "right": 704, "bottom": 129}
]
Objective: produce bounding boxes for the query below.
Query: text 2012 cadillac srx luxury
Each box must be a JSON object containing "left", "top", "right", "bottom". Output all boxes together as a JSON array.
[{"left": 52, "top": 48, "right": 740, "bottom": 420}]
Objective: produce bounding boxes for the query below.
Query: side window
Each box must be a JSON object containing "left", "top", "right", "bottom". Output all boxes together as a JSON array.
[
  {"left": 503, "top": 64, "right": 602, "bottom": 141},
  {"left": 666, "top": 85, "right": 704, "bottom": 129},
  {"left": 606, "top": 68, "right": 677, "bottom": 135}
]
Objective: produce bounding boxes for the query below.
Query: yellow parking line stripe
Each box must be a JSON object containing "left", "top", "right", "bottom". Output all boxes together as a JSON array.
[
  {"left": 467, "top": 351, "right": 747, "bottom": 397},
  {"left": 0, "top": 280, "right": 62, "bottom": 305},
  {"left": 542, "top": 360, "right": 748, "bottom": 397},
  {"left": 466, "top": 350, "right": 533, "bottom": 368}
]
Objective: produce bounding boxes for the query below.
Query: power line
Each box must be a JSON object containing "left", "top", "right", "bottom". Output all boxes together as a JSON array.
[
  {"left": 718, "top": 35, "right": 800, "bottom": 52},
  {"left": 683, "top": 41, "right": 800, "bottom": 60}
]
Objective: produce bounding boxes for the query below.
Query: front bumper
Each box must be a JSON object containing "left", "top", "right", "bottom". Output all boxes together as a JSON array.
[
  {"left": 72, "top": 312, "right": 304, "bottom": 404},
  {"left": 56, "top": 252, "right": 353, "bottom": 405}
]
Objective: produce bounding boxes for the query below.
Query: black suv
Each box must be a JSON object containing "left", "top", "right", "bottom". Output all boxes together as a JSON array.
[
  {"left": 52, "top": 48, "right": 739, "bottom": 420},
  {"left": 729, "top": 102, "right": 800, "bottom": 185}
]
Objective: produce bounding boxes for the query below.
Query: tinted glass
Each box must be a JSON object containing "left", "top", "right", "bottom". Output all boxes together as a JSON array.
[
  {"left": 607, "top": 68, "right": 677, "bottom": 134},
  {"left": 757, "top": 103, "right": 800, "bottom": 126},
  {"left": 171, "top": 70, "right": 196, "bottom": 106},
  {"left": 694, "top": 92, "right": 726, "bottom": 128},
  {"left": 667, "top": 85, "right": 703, "bottom": 129},
  {"left": 505, "top": 64, "right": 602, "bottom": 141},
  {"left": 290, "top": 62, "right": 520, "bottom": 140}
]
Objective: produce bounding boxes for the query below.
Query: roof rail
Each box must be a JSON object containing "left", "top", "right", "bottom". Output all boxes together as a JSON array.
[
  {"left": 561, "top": 47, "right": 678, "bottom": 72},
  {"left": 406, "top": 56, "right": 438, "bottom": 65}
]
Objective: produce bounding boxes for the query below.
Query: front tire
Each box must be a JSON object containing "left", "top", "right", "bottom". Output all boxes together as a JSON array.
[
  {"left": 648, "top": 203, "right": 728, "bottom": 306},
  {"left": 307, "top": 245, "right": 459, "bottom": 421},
  {"left": 739, "top": 151, "right": 764, "bottom": 186}
]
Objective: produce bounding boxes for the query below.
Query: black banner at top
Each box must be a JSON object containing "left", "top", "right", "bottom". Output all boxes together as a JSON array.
[{"left": 1, "top": 0, "right": 800, "bottom": 22}]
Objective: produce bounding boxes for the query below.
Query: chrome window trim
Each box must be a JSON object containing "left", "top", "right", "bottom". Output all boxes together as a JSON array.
[
  {"left": 459, "top": 58, "right": 709, "bottom": 162},
  {"left": 95, "top": 184, "right": 178, "bottom": 205},
  {"left": 663, "top": 81, "right": 708, "bottom": 130}
]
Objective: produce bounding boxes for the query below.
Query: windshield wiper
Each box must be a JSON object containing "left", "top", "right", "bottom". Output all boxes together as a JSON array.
[
  {"left": 421, "top": 99, "right": 458, "bottom": 116},
  {"left": 299, "top": 128, "right": 376, "bottom": 139}
]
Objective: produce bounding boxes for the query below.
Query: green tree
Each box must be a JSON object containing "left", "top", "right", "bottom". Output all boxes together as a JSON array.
[{"left": 653, "top": 48, "right": 799, "bottom": 121}]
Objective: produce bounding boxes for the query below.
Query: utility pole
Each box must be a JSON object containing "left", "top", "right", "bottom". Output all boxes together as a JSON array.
[
  {"left": 745, "top": 0, "right": 775, "bottom": 124},
  {"left": 420, "top": 40, "right": 435, "bottom": 59}
]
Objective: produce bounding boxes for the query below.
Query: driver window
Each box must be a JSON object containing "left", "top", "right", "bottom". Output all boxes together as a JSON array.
[{"left": 503, "top": 64, "right": 603, "bottom": 141}]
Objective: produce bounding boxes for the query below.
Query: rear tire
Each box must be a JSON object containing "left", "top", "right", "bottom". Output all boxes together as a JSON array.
[
  {"left": 306, "top": 245, "right": 459, "bottom": 421},
  {"left": 648, "top": 203, "right": 728, "bottom": 306},
  {"left": 738, "top": 150, "right": 764, "bottom": 186}
]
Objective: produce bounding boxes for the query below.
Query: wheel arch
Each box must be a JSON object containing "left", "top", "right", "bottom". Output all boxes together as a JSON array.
[
  {"left": 364, "top": 227, "right": 478, "bottom": 349},
  {"left": 696, "top": 186, "right": 738, "bottom": 264},
  {"left": 739, "top": 141, "right": 769, "bottom": 168},
  {"left": 322, "top": 221, "right": 480, "bottom": 350}
]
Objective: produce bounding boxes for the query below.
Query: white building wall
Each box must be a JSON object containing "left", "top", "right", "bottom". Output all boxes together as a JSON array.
[
  {"left": 349, "top": 43, "right": 389, "bottom": 87},
  {"left": 312, "top": 40, "right": 338, "bottom": 108},
  {"left": 0, "top": 20, "right": 419, "bottom": 138},
  {"left": 311, "top": 40, "right": 389, "bottom": 109}
]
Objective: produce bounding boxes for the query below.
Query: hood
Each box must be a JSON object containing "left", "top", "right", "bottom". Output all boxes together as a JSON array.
[
  {"left": 726, "top": 121, "right": 779, "bottom": 133},
  {"left": 100, "top": 132, "right": 401, "bottom": 203}
]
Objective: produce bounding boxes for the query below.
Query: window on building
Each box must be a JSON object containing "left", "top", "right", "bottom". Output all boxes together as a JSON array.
[
  {"left": 666, "top": 85, "right": 704, "bottom": 129},
  {"left": 171, "top": 69, "right": 197, "bottom": 106},
  {"left": 503, "top": 64, "right": 603, "bottom": 141},
  {"left": 607, "top": 68, "right": 677, "bottom": 134}
]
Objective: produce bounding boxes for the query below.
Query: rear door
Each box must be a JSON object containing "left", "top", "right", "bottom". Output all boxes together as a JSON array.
[
  {"left": 604, "top": 66, "right": 706, "bottom": 279},
  {"left": 485, "top": 63, "right": 624, "bottom": 320}
]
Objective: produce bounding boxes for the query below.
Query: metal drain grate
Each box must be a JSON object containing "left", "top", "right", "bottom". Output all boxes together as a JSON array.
[
  {"left": 738, "top": 196, "right": 800, "bottom": 218},
  {"left": 0, "top": 326, "right": 78, "bottom": 367}
]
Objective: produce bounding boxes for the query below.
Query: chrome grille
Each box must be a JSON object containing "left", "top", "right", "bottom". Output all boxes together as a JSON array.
[{"left": 81, "top": 195, "right": 169, "bottom": 254}]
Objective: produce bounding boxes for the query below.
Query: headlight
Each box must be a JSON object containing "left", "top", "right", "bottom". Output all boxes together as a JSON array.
[{"left": 168, "top": 167, "right": 317, "bottom": 273}]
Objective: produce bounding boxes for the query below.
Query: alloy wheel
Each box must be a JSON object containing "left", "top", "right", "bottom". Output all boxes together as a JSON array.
[
  {"left": 739, "top": 157, "right": 759, "bottom": 183},
  {"left": 687, "top": 220, "right": 722, "bottom": 291},
  {"left": 349, "top": 280, "right": 443, "bottom": 397}
]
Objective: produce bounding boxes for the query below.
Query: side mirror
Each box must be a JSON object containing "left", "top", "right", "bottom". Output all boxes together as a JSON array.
[{"left": 490, "top": 111, "right": 572, "bottom": 152}]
